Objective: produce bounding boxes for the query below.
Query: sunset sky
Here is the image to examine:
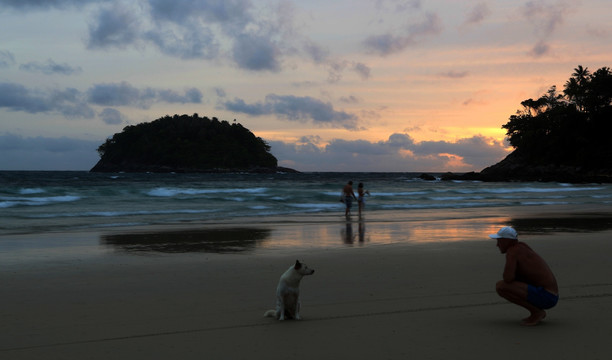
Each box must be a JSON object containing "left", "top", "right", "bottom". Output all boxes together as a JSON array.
[{"left": 1, "top": 0, "right": 610, "bottom": 171}]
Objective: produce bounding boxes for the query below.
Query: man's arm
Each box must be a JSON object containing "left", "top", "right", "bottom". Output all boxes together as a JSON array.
[{"left": 503, "top": 249, "right": 518, "bottom": 283}]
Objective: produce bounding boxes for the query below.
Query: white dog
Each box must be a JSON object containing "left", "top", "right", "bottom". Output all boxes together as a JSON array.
[{"left": 264, "top": 260, "right": 315, "bottom": 320}]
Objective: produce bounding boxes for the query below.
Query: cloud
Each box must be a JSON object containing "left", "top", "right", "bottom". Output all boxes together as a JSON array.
[
  {"left": 147, "top": 0, "right": 252, "bottom": 25},
  {"left": 0, "top": 82, "right": 94, "bottom": 118},
  {"left": 363, "top": 12, "right": 442, "bottom": 55},
  {"left": 144, "top": 26, "right": 219, "bottom": 60},
  {"left": 438, "top": 70, "right": 469, "bottom": 79},
  {"left": 87, "top": 82, "right": 202, "bottom": 108},
  {"left": 520, "top": 0, "right": 569, "bottom": 56},
  {"left": 0, "top": 81, "right": 201, "bottom": 120},
  {"left": 231, "top": 33, "right": 282, "bottom": 72},
  {"left": 0, "top": 0, "right": 105, "bottom": 11},
  {"left": 521, "top": 0, "right": 567, "bottom": 36},
  {"left": 222, "top": 94, "right": 359, "bottom": 129},
  {"left": 19, "top": 59, "right": 82, "bottom": 75},
  {"left": 99, "top": 108, "right": 125, "bottom": 125},
  {"left": 528, "top": 40, "right": 551, "bottom": 57},
  {"left": 374, "top": 0, "right": 422, "bottom": 12},
  {"left": 463, "top": 2, "right": 491, "bottom": 26},
  {"left": 6, "top": 0, "right": 360, "bottom": 80},
  {"left": 0, "top": 133, "right": 100, "bottom": 170},
  {"left": 269, "top": 133, "right": 509, "bottom": 172},
  {"left": 0, "top": 50, "right": 16, "bottom": 68},
  {"left": 86, "top": 3, "right": 141, "bottom": 49}
]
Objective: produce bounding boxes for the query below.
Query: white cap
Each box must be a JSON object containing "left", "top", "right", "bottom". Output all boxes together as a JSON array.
[{"left": 489, "top": 226, "right": 518, "bottom": 240}]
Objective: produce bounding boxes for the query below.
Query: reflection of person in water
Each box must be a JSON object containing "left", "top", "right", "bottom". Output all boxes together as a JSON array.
[
  {"left": 341, "top": 221, "right": 355, "bottom": 244},
  {"left": 358, "top": 220, "right": 366, "bottom": 243},
  {"left": 357, "top": 183, "right": 370, "bottom": 218}
]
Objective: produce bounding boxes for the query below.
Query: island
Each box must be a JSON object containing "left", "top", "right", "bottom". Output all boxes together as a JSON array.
[{"left": 90, "top": 114, "right": 297, "bottom": 173}]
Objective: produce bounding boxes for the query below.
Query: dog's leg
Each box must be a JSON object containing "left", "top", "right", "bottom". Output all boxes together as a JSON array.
[
  {"left": 278, "top": 297, "right": 286, "bottom": 321},
  {"left": 294, "top": 298, "right": 302, "bottom": 320}
]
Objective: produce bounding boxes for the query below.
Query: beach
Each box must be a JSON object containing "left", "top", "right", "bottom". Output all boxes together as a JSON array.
[{"left": 1, "top": 205, "right": 612, "bottom": 359}]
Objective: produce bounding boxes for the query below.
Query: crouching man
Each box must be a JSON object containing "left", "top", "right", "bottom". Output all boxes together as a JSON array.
[{"left": 490, "top": 226, "right": 559, "bottom": 326}]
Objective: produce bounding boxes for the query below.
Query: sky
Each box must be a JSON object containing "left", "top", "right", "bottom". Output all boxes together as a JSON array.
[{"left": 0, "top": 0, "right": 610, "bottom": 172}]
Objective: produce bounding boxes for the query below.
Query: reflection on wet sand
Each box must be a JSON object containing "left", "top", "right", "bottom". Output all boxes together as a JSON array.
[
  {"left": 341, "top": 220, "right": 368, "bottom": 245},
  {"left": 99, "top": 214, "right": 612, "bottom": 254},
  {"left": 508, "top": 215, "right": 612, "bottom": 235},
  {"left": 101, "top": 228, "right": 271, "bottom": 253}
]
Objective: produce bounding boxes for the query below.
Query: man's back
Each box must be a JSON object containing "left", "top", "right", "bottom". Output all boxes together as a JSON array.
[{"left": 507, "top": 242, "right": 558, "bottom": 293}]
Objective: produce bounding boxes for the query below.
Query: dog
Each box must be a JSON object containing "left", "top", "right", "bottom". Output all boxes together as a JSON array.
[{"left": 264, "top": 260, "right": 315, "bottom": 320}]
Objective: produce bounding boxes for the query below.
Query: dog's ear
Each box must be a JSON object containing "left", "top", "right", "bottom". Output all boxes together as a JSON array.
[{"left": 294, "top": 260, "right": 301, "bottom": 269}]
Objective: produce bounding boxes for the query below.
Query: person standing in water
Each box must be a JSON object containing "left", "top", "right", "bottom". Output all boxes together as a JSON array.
[
  {"left": 341, "top": 181, "right": 357, "bottom": 217},
  {"left": 357, "top": 182, "right": 370, "bottom": 218}
]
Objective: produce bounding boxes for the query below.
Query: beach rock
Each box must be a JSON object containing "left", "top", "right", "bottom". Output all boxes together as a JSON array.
[{"left": 418, "top": 173, "right": 437, "bottom": 181}]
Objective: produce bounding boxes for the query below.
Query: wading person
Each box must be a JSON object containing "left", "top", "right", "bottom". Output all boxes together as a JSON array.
[
  {"left": 490, "top": 226, "right": 559, "bottom": 326},
  {"left": 341, "top": 181, "right": 357, "bottom": 217}
]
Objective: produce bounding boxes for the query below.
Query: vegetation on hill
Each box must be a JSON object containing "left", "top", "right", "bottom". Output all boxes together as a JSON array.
[
  {"left": 501, "top": 65, "right": 611, "bottom": 169},
  {"left": 444, "top": 65, "right": 612, "bottom": 182},
  {"left": 91, "top": 114, "right": 280, "bottom": 173}
]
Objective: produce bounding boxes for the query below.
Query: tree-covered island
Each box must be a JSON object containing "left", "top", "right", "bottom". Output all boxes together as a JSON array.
[{"left": 90, "top": 114, "right": 296, "bottom": 173}]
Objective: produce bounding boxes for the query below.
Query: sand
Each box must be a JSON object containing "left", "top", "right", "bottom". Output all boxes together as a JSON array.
[{"left": 1, "top": 208, "right": 612, "bottom": 359}]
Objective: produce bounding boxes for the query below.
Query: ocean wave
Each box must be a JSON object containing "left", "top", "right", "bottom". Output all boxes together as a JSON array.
[
  {"left": 147, "top": 187, "right": 268, "bottom": 197},
  {"left": 455, "top": 186, "right": 603, "bottom": 194},
  {"left": 0, "top": 195, "right": 81, "bottom": 208},
  {"left": 27, "top": 208, "right": 215, "bottom": 218},
  {"left": 19, "top": 188, "right": 45, "bottom": 195},
  {"left": 380, "top": 202, "right": 511, "bottom": 210}
]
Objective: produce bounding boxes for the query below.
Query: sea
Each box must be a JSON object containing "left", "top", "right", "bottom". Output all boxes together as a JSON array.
[{"left": 1, "top": 171, "right": 611, "bottom": 238}]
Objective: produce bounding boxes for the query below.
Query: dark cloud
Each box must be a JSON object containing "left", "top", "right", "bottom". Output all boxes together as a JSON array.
[
  {"left": 147, "top": 0, "right": 252, "bottom": 25},
  {"left": 0, "top": 82, "right": 94, "bottom": 118},
  {"left": 86, "top": 3, "right": 141, "bottom": 49},
  {"left": 0, "top": 0, "right": 106, "bottom": 11},
  {"left": 144, "top": 26, "right": 219, "bottom": 60},
  {"left": 19, "top": 59, "right": 82, "bottom": 75},
  {"left": 363, "top": 12, "right": 442, "bottom": 55},
  {"left": 0, "top": 50, "right": 15, "bottom": 68},
  {"left": 269, "top": 133, "right": 508, "bottom": 172},
  {"left": 87, "top": 82, "right": 144, "bottom": 107},
  {"left": 0, "top": 133, "right": 100, "bottom": 171},
  {"left": 0, "top": 81, "right": 200, "bottom": 120},
  {"left": 99, "top": 108, "right": 124, "bottom": 125},
  {"left": 87, "top": 82, "right": 202, "bottom": 108},
  {"left": 222, "top": 94, "right": 358, "bottom": 129},
  {"left": 6, "top": 0, "right": 361, "bottom": 78},
  {"left": 231, "top": 33, "right": 281, "bottom": 72}
]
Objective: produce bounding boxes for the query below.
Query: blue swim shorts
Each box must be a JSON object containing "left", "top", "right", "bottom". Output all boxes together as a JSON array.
[
  {"left": 527, "top": 285, "right": 559, "bottom": 309},
  {"left": 345, "top": 196, "right": 353, "bottom": 208}
]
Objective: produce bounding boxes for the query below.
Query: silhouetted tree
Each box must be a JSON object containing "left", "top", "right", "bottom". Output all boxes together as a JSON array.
[{"left": 502, "top": 65, "right": 611, "bottom": 169}]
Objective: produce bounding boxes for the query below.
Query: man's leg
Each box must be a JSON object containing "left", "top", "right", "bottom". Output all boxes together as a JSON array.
[{"left": 495, "top": 280, "right": 546, "bottom": 326}]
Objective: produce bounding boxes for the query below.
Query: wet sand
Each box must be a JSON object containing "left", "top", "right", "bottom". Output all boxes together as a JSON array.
[{"left": 1, "top": 206, "right": 612, "bottom": 359}]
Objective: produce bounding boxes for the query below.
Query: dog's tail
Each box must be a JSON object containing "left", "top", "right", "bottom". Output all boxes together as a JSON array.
[{"left": 263, "top": 309, "right": 277, "bottom": 318}]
